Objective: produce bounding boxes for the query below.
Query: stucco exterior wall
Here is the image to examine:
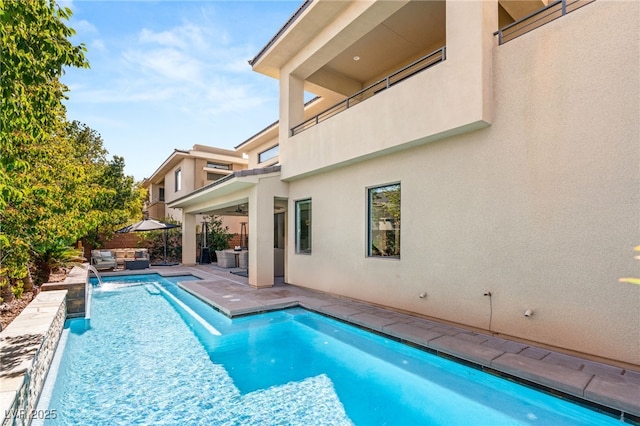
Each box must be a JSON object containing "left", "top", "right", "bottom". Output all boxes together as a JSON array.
[
  {"left": 281, "top": 0, "right": 496, "bottom": 180},
  {"left": 286, "top": 1, "right": 640, "bottom": 366},
  {"left": 164, "top": 159, "right": 195, "bottom": 220},
  {"left": 246, "top": 137, "right": 280, "bottom": 169}
]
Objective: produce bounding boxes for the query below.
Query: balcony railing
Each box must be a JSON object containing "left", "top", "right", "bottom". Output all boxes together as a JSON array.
[
  {"left": 494, "top": 0, "right": 594, "bottom": 45},
  {"left": 291, "top": 46, "right": 446, "bottom": 136}
]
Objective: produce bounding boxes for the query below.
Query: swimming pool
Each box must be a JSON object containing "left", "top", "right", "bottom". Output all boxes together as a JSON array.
[{"left": 37, "top": 274, "right": 619, "bottom": 425}]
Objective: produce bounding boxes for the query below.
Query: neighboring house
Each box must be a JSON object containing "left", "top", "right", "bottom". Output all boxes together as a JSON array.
[
  {"left": 141, "top": 144, "right": 248, "bottom": 233},
  {"left": 169, "top": 0, "right": 640, "bottom": 368}
]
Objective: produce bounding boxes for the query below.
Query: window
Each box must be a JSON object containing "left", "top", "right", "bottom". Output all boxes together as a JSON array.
[
  {"left": 207, "top": 162, "right": 230, "bottom": 170},
  {"left": 259, "top": 145, "right": 279, "bottom": 163},
  {"left": 368, "top": 183, "right": 400, "bottom": 258},
  {"left": 295, "top": 199, "right": 311, "bottom": 254},
  {"left": 158, "top": 188, "right": 165, "bottom": 202},
  {"left": 175, "top": 168, "right": 181, "bottom": 192}
]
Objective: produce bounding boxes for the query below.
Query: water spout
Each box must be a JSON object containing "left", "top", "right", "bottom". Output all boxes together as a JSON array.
[
  {"left": 86, "top": 265, "right": 103, "bottom": 286},
  {"left": 84, "top": 265, "right": 104, "bottom": 322}
]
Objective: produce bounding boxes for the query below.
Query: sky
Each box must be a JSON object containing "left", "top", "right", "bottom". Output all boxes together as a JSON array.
[{"left": 60, "top": 0, "right": 302, "bottom": 182}]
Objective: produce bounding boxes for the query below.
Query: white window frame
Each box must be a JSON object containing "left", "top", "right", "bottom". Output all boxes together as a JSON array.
[
  {"left": 295, "top": 199, "right": 312, "bottom": 254},
  {"left": 175, "top": 168, "right": 182, "bottom": 192},
  {"left": 367, "top": 182, "right": 401, "bottom": 258},
  {"left": 259, "top": 145, "right": 279, "bottom": 164}
]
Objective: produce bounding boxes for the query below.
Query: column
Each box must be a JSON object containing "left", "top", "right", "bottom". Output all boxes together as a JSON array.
[
  {"left": 248, "top": 185, "right": 274, "bottom": 288},
  {"left": 181, "top": 212, "right": 197, "bottom": 266},
  {"left": 279, "top": 73, "right": 304, "bottom": 149}
]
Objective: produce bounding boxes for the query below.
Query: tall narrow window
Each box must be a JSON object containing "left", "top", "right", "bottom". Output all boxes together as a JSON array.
[
  {"left": 158, "top": 188, "right": 165, "bottom": 202},
  {"left": 295, "top": 199, "right": 311, "bottom": 254},
  {"left": 368, "top": 183, "right": 400, "bottom": 258},
  {"left": 175, "top": 168, "right": 182, "bottom": 192}
]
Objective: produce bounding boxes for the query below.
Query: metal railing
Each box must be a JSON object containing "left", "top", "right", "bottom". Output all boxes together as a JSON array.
[
  {"left": 291, "top": 46, "right": 446, "bottom": 136},
  {"left": 495, "top": 0, "right": 595, "bottom": 45}
]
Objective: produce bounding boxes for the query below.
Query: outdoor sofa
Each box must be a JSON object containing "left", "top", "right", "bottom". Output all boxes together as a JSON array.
[
  {"left": 90, "top": 250, "right": 118, "bottom": 270},
  {"left": 91, "top": 248, "right": 150, "bottom": 270}
]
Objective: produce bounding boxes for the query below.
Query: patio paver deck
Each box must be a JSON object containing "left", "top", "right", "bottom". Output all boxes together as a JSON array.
[{"left": 105, "top": 265, "right": 640, "bottom": 420}]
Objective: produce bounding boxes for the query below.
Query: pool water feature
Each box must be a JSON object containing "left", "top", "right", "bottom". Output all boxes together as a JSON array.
[{"left": 38, "top": 274, "right": 620, "bottom": 425}]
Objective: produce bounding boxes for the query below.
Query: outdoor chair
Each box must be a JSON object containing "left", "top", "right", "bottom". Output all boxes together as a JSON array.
[
  {"left": 238, "top": 251, "right": 248, "bottom": 269},
  {"left": 91, "top": 250, "right": 117, "bottom": 270},
  {"left": 215, "top": 250, "right": 236, "bottom": 268}
]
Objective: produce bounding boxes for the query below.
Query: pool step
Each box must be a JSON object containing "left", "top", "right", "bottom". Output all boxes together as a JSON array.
[{"left": 145, "top": 284, "right": 161, "bottom": 295}]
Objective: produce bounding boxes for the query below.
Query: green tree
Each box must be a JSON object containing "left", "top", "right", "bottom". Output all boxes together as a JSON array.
[
  {"left": 1, "top": 0, "right": 90, "bottom": 283},
  {"left": 67, "top": 122, "right": 146, "bottom": 245},
  {"left": 0, "top": 0, "right": 88, "bottom": 208},
  {"left": 0, "top": 1, "right": 145, "bottom": 287},
  {"left": 205, "top": 215, "right": 232, "bottom": 251}
]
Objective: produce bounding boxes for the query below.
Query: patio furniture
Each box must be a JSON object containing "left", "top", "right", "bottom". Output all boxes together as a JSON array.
[
  {"left": 91, "top": 250, "right": 117, "bottom": 270},
  {"left": 113, "top": 248, "right": 149, "bottom": 269},
  {"left": 114, "top": 249, "right": 127, "bottom": 268},
  {"left": 215, "top": 250, "right": 237, "bottom": 268},
  {"left": 238, "top": 251, "right": 248, "bottom": 269},
  {"left": 125, "top": 259, "right": 150, "bottom": 270}
]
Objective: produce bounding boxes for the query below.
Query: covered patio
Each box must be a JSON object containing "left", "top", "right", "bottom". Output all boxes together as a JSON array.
[{"left": 168, "top": 166, "right": 288, "bottom": 288}]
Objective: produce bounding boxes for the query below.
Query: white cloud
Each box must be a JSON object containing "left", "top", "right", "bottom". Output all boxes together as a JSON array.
[
  {"left": 123, "top": 48, "right": 203, "bottom": 83},
  {"left": 72, "top": 85, "right": 177, "bottom": 104},
  {"left": 91, "top": 39, "right": 106, "bottom": 52},
  {"left": 73, "top": 19, "right": 99, "bottom": 35},
  {"left": 138, "top": 22, "right": 208, "bottom": 51},
  {"left": 67, "top": 11, "right": 276, "bottom": 117}
]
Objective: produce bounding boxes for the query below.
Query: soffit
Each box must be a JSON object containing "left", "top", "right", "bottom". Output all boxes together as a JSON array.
[
  {"left": 253, "top": 0, "right": 445, "bottom": 93},
  {"left": 499, "top": 0, "right": 548, "bottom": 21},
  {"left": 145, "top": 149, "right": 248, "bottom": 187},
  {"left": 317, "top": 1, "right": 446, "bottom": 86},
  {"left": 251, "top": 1, "right": 350, "bottom": 79},
  {"left": 144, "top": 151, "right": 190, "bottom": 186},
  {"left": 168, "top": 168, "right": 282, "bottom": 211}
]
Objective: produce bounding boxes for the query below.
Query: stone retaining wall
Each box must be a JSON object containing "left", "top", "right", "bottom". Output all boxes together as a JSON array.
[
  {"left": 41, "top": 265, "right": 88, "bottom": 318},
  {"left": 0, "top": 291, "right": 67, "bottom": 426}
]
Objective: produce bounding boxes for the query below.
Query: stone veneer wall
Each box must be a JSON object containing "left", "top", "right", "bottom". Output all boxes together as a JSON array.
[
  {"left": 0, "top": 290, "right": 67, "bottom": 426},
  {"left": 41, "top": 265, "right": 88, "bottom": 318}
]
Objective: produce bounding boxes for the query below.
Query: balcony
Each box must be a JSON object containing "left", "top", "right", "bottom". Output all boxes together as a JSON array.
[
  {"left": 291, "top": 47, "right": 446, "bottom": 136},
  {"left": 278, "top": 1, "right": 495, "bottom": 181},
  {"left": 495, "top": 0, "right": 595, "bottom": 45}
]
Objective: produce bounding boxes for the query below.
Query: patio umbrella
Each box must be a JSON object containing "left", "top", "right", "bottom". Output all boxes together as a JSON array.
[{"left": 116, "top": 219, "right": 180, "bottom": 266}]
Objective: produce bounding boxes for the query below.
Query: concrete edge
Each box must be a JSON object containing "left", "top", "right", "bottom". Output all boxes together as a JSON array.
[{"left": 0, "top": 290, "right": 67, "bottom": 426}]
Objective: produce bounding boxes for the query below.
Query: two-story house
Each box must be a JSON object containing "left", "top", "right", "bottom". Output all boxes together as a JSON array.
[
  {"left": 169, "top": 0, "right": 639, "bottom": 368},
  {"left": 142, "top": 144, "right": 248, "bottom": 234}
]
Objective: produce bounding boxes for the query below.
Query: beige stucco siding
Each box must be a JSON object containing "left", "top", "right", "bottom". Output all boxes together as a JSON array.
[
  {"left": 286, "top": 1, "right": 639, "bottom": 366},
  {"left": 282, "top": 0, "right": 497, "bottom": 180}
]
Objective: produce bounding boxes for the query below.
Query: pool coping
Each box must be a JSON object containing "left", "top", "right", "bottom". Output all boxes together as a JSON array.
[
  {"left": 0, "top": 290, "right": 67, "bottom": 426},
  {"left": 140, "top": 265, "right": 640, "bottom": 424},
  {"left": 100, "top": 266, "right": 640, "bottom": 421}
]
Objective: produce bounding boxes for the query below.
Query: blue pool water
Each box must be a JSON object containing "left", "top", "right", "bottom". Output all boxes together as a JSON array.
[{"left": 39, "top": 274, "right": 619, "bottom": 425}]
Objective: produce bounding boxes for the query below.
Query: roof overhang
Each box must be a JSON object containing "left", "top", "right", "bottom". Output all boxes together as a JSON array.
[
  {"left": 250, "top": 0, "right": 350, "bottom": 79},
  {"left": 234, "top": 120, "right": 279, "bottom": 152},
  {"left": 142, "top": 145, "right": 247, "bottom": 187},
  {"left": 142, "top": 149, "right": 190, "bottom": 187},
  {"left": 167, "top": 166, "right": 282, "bottom": 213}
]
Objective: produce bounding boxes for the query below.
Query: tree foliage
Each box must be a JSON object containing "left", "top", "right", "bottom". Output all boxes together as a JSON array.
[
  {"left": 145, "top": 218, "right": 182, "bottom": 264},
  {"left": 0, "top": 1, "right": 144, "bottom": 285},
  {"left": 204, "top": 215, "right": 232, "bottom": 251},
  {"left": 68, "top": 122, "right": 147, "bottom": 246}
]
